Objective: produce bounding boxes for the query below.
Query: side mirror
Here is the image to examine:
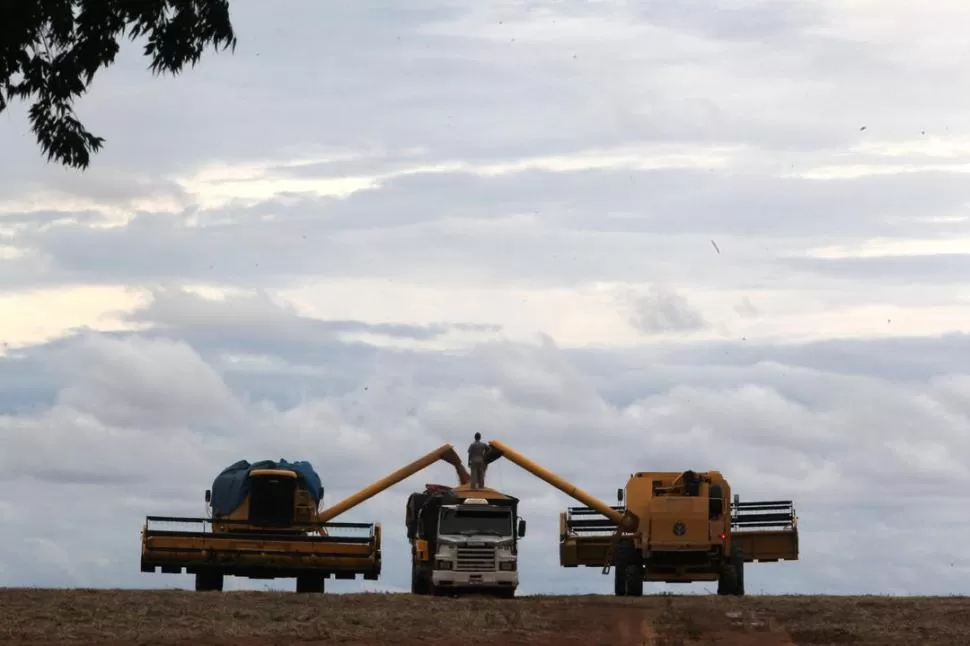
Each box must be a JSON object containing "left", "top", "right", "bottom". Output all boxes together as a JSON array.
[
  {"left": 204, "top": 489, "right": 211, "bottom": 503},
  {"left": 617, "top": 488, "right": 624, "bottom": 503},
  {"left": 517, "top": 519, "right": 527, "bottom": 538}
]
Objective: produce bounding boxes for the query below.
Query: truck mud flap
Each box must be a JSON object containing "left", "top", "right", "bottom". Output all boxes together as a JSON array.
[
  {"left": 140, "top": 516, "right": 382, "bottom": 579},
  {"left": 730, "top": 500, "right": 799, "bottom": 563}
]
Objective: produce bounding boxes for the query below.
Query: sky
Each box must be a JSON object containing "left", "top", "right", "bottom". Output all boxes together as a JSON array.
[{"left": 1, "top": 0, "right": 969, "bottom": 596}]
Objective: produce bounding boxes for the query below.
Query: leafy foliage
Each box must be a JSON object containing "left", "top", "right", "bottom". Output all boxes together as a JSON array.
[{"left": 0, "top": 0, "right": 237, "bottom": 170}]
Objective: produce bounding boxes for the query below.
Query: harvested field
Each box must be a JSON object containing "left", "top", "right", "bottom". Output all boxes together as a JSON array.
[{"left": 0, "top": 589, "right": 968, "bottom": 645}]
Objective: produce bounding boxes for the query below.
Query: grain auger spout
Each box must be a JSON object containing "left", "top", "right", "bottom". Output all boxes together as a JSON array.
[
  {"left": 316, "top": 443, "right": 470, "bottom": 523},
  {"left": 486, "top": 440, "right": 639, "bottom": 532}
]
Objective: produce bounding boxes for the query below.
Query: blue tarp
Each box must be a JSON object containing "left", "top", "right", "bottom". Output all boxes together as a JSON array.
[{"left": 210, "top": 459, "right": 324, "bottom": 516}]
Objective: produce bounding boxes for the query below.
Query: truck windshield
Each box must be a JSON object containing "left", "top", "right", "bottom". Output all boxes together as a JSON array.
[{"left": 438, "top": 508, "right": 512, "bottom": 536}]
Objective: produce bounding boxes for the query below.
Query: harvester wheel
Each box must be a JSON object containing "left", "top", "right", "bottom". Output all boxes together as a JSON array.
[
  {"left": 624, "top": 565, "right": 644, "bottom": 597},
  {"left": 717, "top": 547, "right": 745, "bottom": 596},
  {"left": 613, "top": 570, "right": 626, "bottom": 596},
  {"left": 716, "top": 566, "right": 737, "bottom": 596},
  {"left": 732, "top": 544, "right": 745, "bottom": 596},
  {"left": 194, "top": 570, "right": 224, "bottom": 592},
  {"left": 296, "top": 574, "right": 325, "bottom": 593},
  {"left": 613, "top": 539, "right": 642, "bottom": 596},
  {"left": 613, "top": 539, "right": 631, "bottom": 596}
]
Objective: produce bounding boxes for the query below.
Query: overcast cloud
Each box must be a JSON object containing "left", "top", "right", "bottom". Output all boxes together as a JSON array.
[{"left": 1, "top": 0, "right": 969, "bottom": 596}]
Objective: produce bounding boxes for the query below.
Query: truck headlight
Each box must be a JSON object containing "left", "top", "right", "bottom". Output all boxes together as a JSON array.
[
  {"left": 435, "top": 560, "right": 454, "bottom": 570},
  {"left": 499, "top": 561, "right": 516, "bottom": 571}
]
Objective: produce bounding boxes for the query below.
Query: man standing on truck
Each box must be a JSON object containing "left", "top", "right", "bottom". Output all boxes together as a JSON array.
[{"left": 468, "top": 433, "right": 490, "bottom": 488}]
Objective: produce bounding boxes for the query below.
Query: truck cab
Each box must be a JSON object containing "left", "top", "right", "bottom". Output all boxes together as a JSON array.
[
  {"left": 432, "top": 498, "right": 525, "bottom": 594},
  {"left": 407, "top": 487, "right": 526, "bottom": 597}
]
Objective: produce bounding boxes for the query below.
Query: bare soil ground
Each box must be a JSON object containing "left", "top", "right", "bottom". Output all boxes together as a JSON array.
[{"left": 0, "top": 589, "right": 968, "bottom": 646}]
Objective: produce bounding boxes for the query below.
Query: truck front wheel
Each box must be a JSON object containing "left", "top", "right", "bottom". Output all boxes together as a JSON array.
[{"left": 411, "top": 564, "right": 430, "bottom": 595}]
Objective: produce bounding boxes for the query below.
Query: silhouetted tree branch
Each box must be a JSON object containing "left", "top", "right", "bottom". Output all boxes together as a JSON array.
[{"left": 0, "top": 0, "right": 237, "bottom": 170}]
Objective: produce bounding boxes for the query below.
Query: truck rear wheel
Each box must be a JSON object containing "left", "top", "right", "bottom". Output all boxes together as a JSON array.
[
  {"left": 296, "top": 574, "right": 325, "bottom": 593},
  {"left": 194, "top": 570, "right": 223, "bottom": 592}
]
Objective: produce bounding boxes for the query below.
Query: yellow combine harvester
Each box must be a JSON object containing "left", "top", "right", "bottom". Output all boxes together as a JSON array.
[
  {"left": 485, "top": 440, "right": 798, "bottom": 596},
  {"left": 140, "top": 444, "right": 470, "bottom": 592}
]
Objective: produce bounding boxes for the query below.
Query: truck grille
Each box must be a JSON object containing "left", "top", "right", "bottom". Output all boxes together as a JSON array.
[{"left": 456, "top": 546, "right": 496, "bottom": 571}]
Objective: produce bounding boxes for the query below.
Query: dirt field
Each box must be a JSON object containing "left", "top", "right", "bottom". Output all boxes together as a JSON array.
[{"left": 0, "top": 589, "right": 968, "bottom": 646}]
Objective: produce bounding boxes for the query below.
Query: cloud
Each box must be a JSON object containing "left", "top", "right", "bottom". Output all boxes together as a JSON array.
[
  {"left": 122, "top": 286, "right": 500, "bottom": 346},
  {"left": 622, "top": 285, "right": 708, "bottom": 335},
  {"left": 0, "top": 295, "right": 968, "bottom": 594},
  {"left": 733, "top": 296, "right": 758, "bottom": 318}
]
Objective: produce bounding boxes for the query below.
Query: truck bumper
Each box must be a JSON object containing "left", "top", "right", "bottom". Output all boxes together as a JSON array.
[{"left": 432, "top": 570, "right": 518, "bottom": 590}]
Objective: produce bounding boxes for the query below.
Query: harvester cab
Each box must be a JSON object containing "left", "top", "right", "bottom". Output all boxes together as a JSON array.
[
  {"left": 485, "top": 440, "right": 799, "bottom": 598},
  {"left": 140, "top": 444, "right": 472, "bottom": 593}
]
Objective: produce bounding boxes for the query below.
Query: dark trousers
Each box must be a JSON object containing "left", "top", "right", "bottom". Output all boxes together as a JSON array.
[{"left": 470, "top": 461, "right": 486, "bottom": 488}]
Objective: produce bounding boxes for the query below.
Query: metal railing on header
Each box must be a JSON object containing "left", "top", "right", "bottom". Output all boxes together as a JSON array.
[
  {"left": 142, "top": 515, "right": 378, "bottom": 539},
  {"left": 730, "top": 500, "right": 796, "bottom": 531},
  {"left": 563, "top": 505, "right": 624, "bottom": 535}
]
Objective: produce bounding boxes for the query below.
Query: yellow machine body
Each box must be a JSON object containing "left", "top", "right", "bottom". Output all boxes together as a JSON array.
[
  {"left": 141, "top": 443, "right": 472, "bottom": 593},
  {"left": 486, "top": 440, "right": 798, "bottom": 597}
]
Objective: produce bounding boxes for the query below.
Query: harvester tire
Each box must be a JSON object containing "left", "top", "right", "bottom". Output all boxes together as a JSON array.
[
  {"left": 624, "top": 565, "right": 644, "bottom": 597},
  {"left": 613, "top": 566, "right": 626, "bottom": 596},
  {"left": 732, "top": 544, "right": 745, "bottom": 596},
  {"left": 613, "top": 539, "right": 642, "bottom": 596},
  {"left": 717, "top": 547, "right": 745, "bottom": 596},
  {"left": 613, "top": 539, "right": 632, "bottom": 596},
  {"left": 717, "top": 566, "right": 737, "bottom": 596},
  {"left": 194, "top": 570, "right": 223, "bottom": 592},
  {"left": 296, "top": 574, "right": 325, "bottom": 593}
]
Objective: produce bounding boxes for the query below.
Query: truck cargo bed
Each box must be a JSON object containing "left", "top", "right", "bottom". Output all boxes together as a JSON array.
[{"left": 140, "top": 516, "right": 381, "bottom": 580}]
